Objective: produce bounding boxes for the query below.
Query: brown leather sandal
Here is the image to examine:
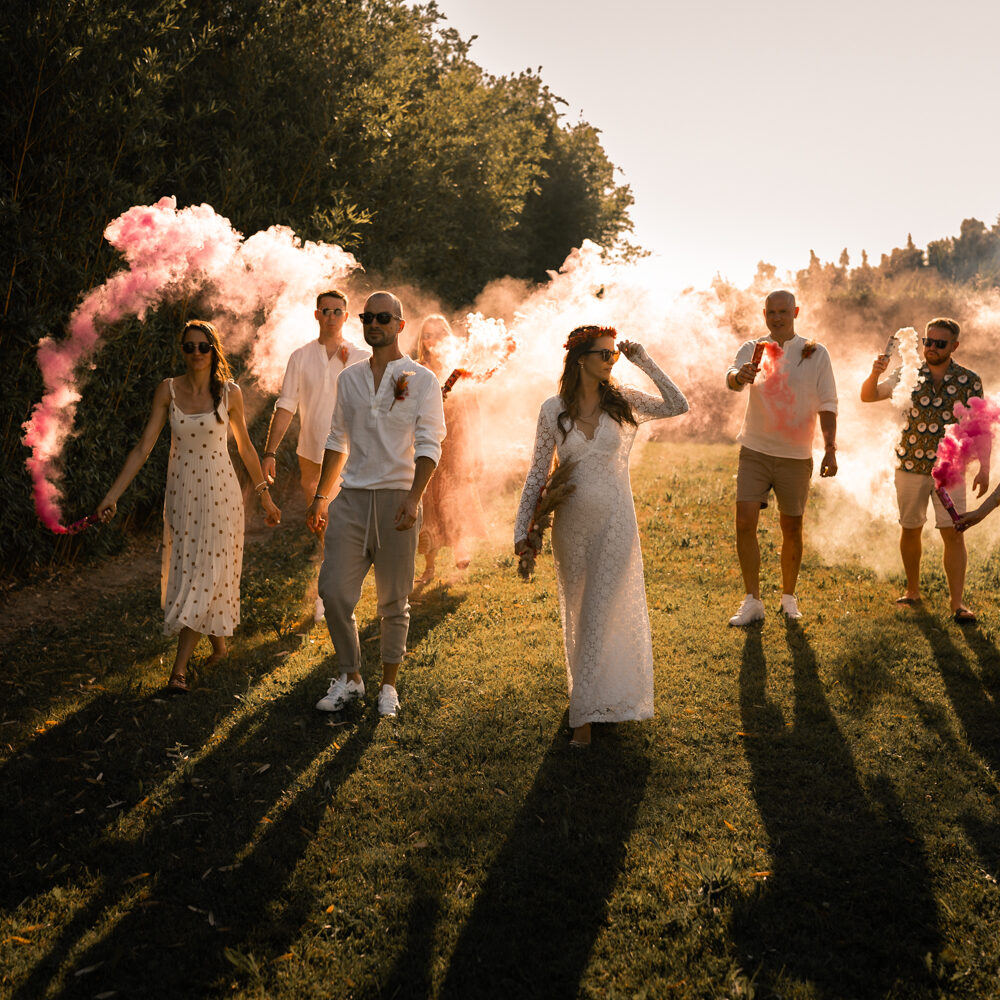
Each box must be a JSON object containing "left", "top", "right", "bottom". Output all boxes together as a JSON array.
[{"left": 165, "top": 673, "right": 190, "bottom": 694}]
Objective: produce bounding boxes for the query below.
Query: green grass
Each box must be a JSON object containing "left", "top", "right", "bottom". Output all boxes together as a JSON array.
[{"left": 2, "top": 442, "right": 999, "bottom": 999}]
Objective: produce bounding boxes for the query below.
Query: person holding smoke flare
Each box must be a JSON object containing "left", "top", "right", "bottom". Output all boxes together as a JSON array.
[
  {"left": 860, "top": 317, "right": 987, "bottom": 623},
  {"left": 514, "top": 326, "right": 688, "bottom": 748},
  {"left": 725, "top": 289, "right": 838, "bottom": 626},
  {"left": 97, "top": 320, "right": 281, "bottom": 693},
  {"left": 414, "top": 313, "right": 487, "bottom": 585},
  {"left": 955, "top": 482, "right": 1000, "bottom": 533}
]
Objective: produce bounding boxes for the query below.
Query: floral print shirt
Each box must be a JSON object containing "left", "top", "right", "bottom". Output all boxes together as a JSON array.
[{"left": 896, "top": 361, "right": 983, "bottom": 475}]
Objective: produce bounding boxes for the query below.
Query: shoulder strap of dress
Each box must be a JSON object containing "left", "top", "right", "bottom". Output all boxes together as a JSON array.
[{"left": 168, "top": 377, "right": 175, "bottom": 400}]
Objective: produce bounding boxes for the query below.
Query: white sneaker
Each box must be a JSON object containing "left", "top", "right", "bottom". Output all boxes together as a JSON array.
[
  {"left": 728, "top": 595, "right": 765, "bottom": 627},
  {"left": 314, "top": 595, "right": 325, "bottom": 622},
  {"left": 377, "top": 684, "right": 400, "bottom": 718},
  {"left": 780, "top": 594, "right": 803, "bottom": 619},
  {"left": 315, "top": 674, "right": 364, "bottom": 711}
]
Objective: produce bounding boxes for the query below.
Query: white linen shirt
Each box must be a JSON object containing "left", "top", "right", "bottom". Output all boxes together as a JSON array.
[
  {"left": 326, "top": 355, "right": 446, "bottom": 490},
  {"left": 274, "top": 338, "right": 370, "bottom": 463},
  {"left": 729, "top": 334, "right": 838, "bottom": 460}
]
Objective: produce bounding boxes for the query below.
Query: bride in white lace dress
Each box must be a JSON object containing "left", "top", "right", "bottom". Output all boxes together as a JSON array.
[{"left": 514, "top": 326, "right": 688, "bottom": 746}]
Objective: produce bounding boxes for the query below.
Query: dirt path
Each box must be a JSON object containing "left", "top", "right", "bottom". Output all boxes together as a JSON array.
[{"left": 0, "top": 489, "right": 307, "bottom": 638}]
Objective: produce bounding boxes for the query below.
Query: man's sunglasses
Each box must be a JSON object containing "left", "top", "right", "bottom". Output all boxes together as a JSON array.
[
  {"left": 182, "top": 341, "right": 213, "bottom": 354},
  {"left": 582, "top": 348, "right": 620, "bottom": 362},
  {"left": 359, "top": 311, "right": 400, "bottom": 326},
  {"left": 922, "top": 337, "right": 950, "bottom": 349},
  {"left": 319, "top": 307, "right": 345, "bottom": 317}
]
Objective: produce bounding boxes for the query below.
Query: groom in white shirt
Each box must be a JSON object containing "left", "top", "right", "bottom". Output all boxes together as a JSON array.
[{"left": 306, "top": 291, "right": 446, "bottom": 717}]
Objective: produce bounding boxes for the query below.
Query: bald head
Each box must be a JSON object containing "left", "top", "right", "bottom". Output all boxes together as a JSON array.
[
  {"left": 763, "top": 289, "right": 799, "bottom": 341},
  {"left": 765, "top": 289, "right": 796, "bottom": 309},
  {"left": 365, "top": 290, "right": 403, "bottom": 319},
  {"left": 361, "top": 290, "right": 405, "bottom": 351}
]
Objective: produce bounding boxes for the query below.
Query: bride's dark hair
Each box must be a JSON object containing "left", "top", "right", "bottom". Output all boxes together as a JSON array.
[{"left": 556, "top": 326, "right": 636, "bottom": 442}]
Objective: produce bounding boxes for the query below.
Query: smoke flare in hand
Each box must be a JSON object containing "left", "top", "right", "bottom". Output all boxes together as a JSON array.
[
  {"left": 22, "top": 197, "right": 357, "bottom": 531},
  {"left": 931, "top": 395, "right": 1000, "bottom": 490}
]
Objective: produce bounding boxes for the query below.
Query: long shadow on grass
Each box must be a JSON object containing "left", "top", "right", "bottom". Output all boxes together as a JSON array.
[
  {"left": 10, "top": 669, "right": 375, "bottom": 1000},
  {"left": 913, "top": 618, "right": 1000, "bottom": 872},
  {"left": 431, "top": 724, "right": 650, "bottom": 1000},
  {"left": 13, "top": 592, "right": 464, "bottom": 1000},
  {"left": 731, "top": 623, "right": 939, "bottom": 998}
]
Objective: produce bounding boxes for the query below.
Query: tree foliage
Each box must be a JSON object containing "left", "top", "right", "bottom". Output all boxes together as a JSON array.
[{"left": 1, "top": 0, "right": 633, "bottom": 578}]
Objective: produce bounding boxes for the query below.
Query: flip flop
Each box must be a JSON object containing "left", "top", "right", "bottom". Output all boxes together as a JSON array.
[
  {"left": 894, "top": 596, "right": 922, "bottom": 607},
  {"left": 953, "top": 608, "right": 978, "bottom": 625}
]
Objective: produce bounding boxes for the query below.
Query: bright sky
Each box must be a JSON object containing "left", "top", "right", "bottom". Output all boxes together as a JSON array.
[{"left": 431, "top": 0, "right": 1000, "bottom": 290}]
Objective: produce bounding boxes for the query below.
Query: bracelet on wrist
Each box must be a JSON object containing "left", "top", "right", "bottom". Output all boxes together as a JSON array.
[
  {"left": 254, "top": 482, "right": 269, "bottom": 495},
  {"left": 313, "top": 494, "right": 327, "bottom": 501},
  {"left": 264, "top": 450, "right": 276, "bottom": 458}
]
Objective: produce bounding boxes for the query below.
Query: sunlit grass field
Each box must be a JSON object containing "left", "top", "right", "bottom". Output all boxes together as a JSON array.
[{"left": 2, "top": 442, "right": 999, "bottom": 999}]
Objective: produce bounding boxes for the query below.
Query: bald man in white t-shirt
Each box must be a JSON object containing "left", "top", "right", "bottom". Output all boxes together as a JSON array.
[{"left": 725, "top": 290, "right": 839, "bottom": 626}]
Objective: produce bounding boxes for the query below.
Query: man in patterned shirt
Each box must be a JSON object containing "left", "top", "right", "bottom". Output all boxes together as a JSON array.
[{"left": 861, "top": 318, "right": 988, "bottom": 623}]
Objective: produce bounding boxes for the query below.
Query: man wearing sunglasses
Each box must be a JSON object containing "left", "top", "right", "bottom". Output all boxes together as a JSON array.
[
  {"left": 262, "top": 289, "right": 369, "bottom": 510},
  {"left": 861, "top": 318, "right": 987, "bottom": 623},
  {"left": 306, "top": 291, "right": 446, "bottom": 718},
  {"left": 726, "top": 289, "right": 839, "bottom": 626}
]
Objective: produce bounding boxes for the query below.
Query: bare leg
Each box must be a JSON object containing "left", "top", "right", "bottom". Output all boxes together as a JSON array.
[
  {"left": 778, "top": 513, "right": 804, "bottom": 595},
  {"left": 205, "top": 635, "right": 228, "bottom": 667},
  {"left": 415, "top": 548, "right": 437, "bottom": 586},
  {"left": 381, "top": 662, "right": 400, "bottom": 689},
  {"left": 899, "top": 526, "right": 923, "bottom": 601},
  {"left": 940, "top": 526, "right": 969, "bottom": 612},
  {"left": 169, "top": 627, "right": 201, "bottom": 689},
  {"left": 571, "top": 723, "right": 592, "bottom": 746},
  {"left": 735, "top": 501, "right": 762, "bottom": 598}
]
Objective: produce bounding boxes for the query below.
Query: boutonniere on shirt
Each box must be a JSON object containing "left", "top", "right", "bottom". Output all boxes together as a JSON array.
[
  {"left": 389, "top": 371, "right": 416, "bottom": 410},
  {"left": 798, "top": 340, "right": 818, "bottom": 365},
  {"left": 338, "top": 344, "right": 349, "bottom": 365}
]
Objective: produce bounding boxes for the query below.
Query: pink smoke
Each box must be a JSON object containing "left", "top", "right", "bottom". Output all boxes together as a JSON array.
[
  {"left": 22, "top": 196, "right": 357, "bottom": 531},
  {"left": 756, "top": 341, "right": 797, "bottom": 427},
  {"left": 932, "top": 395, "right": 1000, "bottom": 490}
]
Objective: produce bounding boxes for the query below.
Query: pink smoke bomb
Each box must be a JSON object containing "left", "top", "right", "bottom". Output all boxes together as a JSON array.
[
  {"left": 751, "top": 342, "right": 765, "bottom": 367},
  {"left": 935, "top": 485, "right": 965, "bottom": 531}
]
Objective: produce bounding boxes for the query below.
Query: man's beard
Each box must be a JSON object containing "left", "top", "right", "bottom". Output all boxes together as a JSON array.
[{"left": 364, "top": 328, "right": 396, "bottom": 347}]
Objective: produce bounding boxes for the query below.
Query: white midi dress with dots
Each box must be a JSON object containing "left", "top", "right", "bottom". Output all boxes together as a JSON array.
[{"left": 161, "top": 379, "right": 244, "bottom": 637}]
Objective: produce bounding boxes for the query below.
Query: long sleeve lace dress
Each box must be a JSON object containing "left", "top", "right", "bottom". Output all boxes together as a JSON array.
[{"left": 514, "top": 351, "right": 688, "bottom": 728}]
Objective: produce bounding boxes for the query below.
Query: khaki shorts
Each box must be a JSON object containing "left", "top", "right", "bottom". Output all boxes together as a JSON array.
[
  {"left": 895, "top": 469, "right": 966, "bottom": 529},
  {"left": 736, "top": 447, "right": 813, "bottom": 516}
]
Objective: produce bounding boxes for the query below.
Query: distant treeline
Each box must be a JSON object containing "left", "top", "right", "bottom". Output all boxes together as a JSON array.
[{"left": 1, "top": 0, "right": 633, "bottom": 578}]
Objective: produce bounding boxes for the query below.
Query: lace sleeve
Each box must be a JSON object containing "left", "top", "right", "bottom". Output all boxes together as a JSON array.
[
  {"left": 514, "top": 401, "right": 557, "bottom": 544},
  {"left": 620, "top": 350, "right": 689, "bottom": 423}
]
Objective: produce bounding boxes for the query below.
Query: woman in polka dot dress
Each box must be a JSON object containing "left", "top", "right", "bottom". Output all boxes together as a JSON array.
[{"left": 98, "top": 321, "right": 281, "bottom": 693}]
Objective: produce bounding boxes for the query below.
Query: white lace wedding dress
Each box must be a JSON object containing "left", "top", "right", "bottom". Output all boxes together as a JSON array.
[{"left": 514, "top": 351, "right": 688, "bottom": 728}]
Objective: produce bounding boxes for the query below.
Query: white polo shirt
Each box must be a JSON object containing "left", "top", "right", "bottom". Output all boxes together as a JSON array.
[
  {"left": 275, "top": 338, "right": 370, "bottom": 463},
  {"left": 326, "top": 355, "right": 446, "bottom": 490},
  {"left": 729, "top": 334, "right": 838, "bottom": 460}
]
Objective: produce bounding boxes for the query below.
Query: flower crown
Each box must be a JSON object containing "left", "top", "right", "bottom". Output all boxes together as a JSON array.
[{"left": 563, "top": 325, "right": 618, "bottom": 351}]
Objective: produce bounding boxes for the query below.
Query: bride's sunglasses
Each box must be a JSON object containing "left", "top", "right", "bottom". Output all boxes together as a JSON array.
[
  {"left": 582, "top": 348, "right": 620, "bottom": 363},
  {"left": 182, "top": 341, "right": 213, "bottom": 354}
]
